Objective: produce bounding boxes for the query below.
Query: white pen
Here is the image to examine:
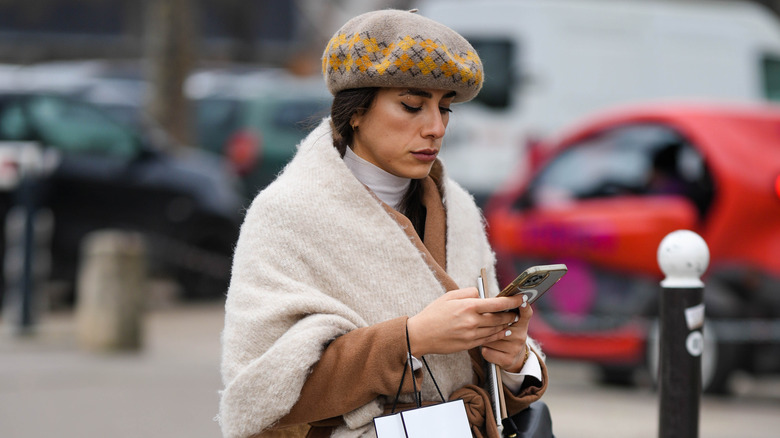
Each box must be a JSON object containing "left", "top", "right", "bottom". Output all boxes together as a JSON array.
[{"left": 477, "top": 274, "right": 504, "bottom": 434}]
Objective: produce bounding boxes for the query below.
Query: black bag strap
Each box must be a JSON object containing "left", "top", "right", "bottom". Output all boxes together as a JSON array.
[
  {"left": 422, "top": 356, "right": 445, "bottom": 403},
  {"left": 390, "top": 322, "right": 446, "bottom": 413}
]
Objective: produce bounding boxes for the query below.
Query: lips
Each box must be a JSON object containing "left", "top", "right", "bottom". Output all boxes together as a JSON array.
[{"left": 411, "top": 149, "right": 438, "bottom": 162}]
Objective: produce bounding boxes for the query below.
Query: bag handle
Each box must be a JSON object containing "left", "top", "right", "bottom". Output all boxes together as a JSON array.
[{"left": 390, "top": 322, "right": 445, "bottom": 413}]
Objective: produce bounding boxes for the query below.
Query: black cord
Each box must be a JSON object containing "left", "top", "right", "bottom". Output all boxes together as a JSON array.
[
  {"left": 390, "top": 358, "right": 408, "bottom": 414},
  {"left": 421, "top": 356, "right": 445, "bottom": 402},
  {"left": 395, "top": 321, "right": 449, "bottom": 410}
]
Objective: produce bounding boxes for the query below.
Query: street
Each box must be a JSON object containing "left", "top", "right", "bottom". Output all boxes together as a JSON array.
[{"left": 2, "top": 301, "right": 779, "bottom": 438}]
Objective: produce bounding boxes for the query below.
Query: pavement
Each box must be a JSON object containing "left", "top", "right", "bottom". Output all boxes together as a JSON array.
[
  {"left": 1, "top": 301, "right": 224, "bottom": 438},
  {"left": 2, "top": 300, "right": 779, "bottom": 438}
]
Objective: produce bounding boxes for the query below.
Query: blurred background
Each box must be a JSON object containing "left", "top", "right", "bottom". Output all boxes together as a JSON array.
[{"left": 1, "top": 1, "right": 779, "bottom": 437}]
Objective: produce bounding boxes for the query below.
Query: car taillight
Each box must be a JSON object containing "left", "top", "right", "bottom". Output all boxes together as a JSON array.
[
  {"left": 0, "top": 158, "right": 20, "bottom": 189},
  {"left": 225, "top": 130, "right": 261, "bottom": 176},
  {"left": 0, "top": 159, "right": 19, "bottom": 174},
  {"left": 775, "top": 174, "right": 780, "bottom": 200}
]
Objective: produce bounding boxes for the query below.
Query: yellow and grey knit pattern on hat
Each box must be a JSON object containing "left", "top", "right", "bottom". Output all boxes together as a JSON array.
[{"left": 322, "top": 9, "right": 483, "bottom": 103}]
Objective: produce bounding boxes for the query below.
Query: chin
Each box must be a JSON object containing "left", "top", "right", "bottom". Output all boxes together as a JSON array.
[
  {"left": 406, "top": 169, "right": 433, "bottom": 180},
  {"left": 408, "top": 163, "right": 436, "bottom": 180}
]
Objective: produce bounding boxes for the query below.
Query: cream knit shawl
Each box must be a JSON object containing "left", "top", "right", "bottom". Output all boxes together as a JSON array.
[{"left": 218, "top": 119, "right": 500, "bottom": 438}]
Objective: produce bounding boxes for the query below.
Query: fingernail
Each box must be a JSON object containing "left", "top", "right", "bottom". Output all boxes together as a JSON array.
[
  {"left": 505, "top": 330, "right": 512, "bottom": 337},
  {"left": 521, "top": 302, "right": 527, "bottom": 308},
  {"left": 513, "top": 314, "right": 519, "bottom": 323},
  {"left": 522, "top": 295, "right": 529, "bottom": 302}
]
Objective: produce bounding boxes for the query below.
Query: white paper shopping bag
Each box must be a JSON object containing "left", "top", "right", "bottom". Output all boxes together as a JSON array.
[
  {"left": 375, "top": 325, "right": 473, "bottom": 437},
  {"left": 374, "top": 399, "right": 472, "bottom": 438}
]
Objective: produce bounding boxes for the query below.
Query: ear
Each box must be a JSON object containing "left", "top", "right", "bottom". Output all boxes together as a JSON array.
[{"left": 350, "top": 112, "right": 362, "bottom": 130}]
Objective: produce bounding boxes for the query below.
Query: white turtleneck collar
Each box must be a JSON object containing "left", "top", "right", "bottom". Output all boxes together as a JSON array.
[{"left": 343, "top": 146, "right": 410, "bottom": 209}]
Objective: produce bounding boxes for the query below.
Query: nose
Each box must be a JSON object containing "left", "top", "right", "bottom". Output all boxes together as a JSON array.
[{"left": 421, "top": 108, "right": 446, "bottom": 139}]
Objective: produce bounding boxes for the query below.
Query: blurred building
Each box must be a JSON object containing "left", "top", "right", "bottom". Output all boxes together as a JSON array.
[{"left": 0, "top": 0, "right": 412, "bottom": 68}]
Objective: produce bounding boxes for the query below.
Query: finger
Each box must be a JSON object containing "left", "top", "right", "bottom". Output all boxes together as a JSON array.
[
  {"left": 472, "top": 325, "right": 518, "bottom": 348},
  {"left": 517, "top": 301, "right": 534, "bottom": 320},
  {"left": 483, "top": 337, "right": 528, "bottom": 365},
  {"left": 445, "top": 287, "right": 480, "bottom": 300},
  {"left": 471, "top": 325, "right": 513, "bottom": 345},
  {"left": 481, "top": 345, "right": 518, "bottom": 368},
  {"left": 484, "top": 322, "right": 528, "bottom": 344},
  {"left": 483, "top": 334, "right": 525, "bottom": 351},
  {"left": 474, "top": 295, "right": 526, "bottom": 313},
  {"left": 477, "top": 311, "right": 518, "bottom": 328},
  {"left": 520, "top": 294, "right": 529, "bottom": 308},
  {"left": 478, "top": 324, "right": 522, "bottom": 344},
  {"left": 481, "top": 345, "right": 511, "bottom": 359},
  {"left": 482, "top": 343, "right": 508, "bottom": 355}
]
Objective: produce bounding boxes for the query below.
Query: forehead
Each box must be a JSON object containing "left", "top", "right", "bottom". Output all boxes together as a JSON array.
[{"left": 379, "top": 87, "right": 457, "bottom": 99}]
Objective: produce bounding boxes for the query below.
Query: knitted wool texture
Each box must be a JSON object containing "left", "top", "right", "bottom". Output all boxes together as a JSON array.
[
  {"left": 322, "top": 9, "right": 483, "bottom": 102},
  {"left": 218, "top": 119, "right": 500, "bottom": 438}
]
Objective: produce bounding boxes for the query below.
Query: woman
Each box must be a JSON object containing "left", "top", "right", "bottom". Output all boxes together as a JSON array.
[{"left": 218, "top": 9, "right": 547, "bottom": 438}]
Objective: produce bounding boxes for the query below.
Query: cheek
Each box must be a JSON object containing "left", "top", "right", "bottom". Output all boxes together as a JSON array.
[
  {"left": 373, "top": 132, "right": 404, "bottom": 162},
  {"left": 355, "top": 125, "right": 399, "bottom": 162},
  {"left": 379, "top": 109, "right": 412, "bottom": 132},
  {"left": 361, "top": 113, "right": 412, "bottom": 151}
]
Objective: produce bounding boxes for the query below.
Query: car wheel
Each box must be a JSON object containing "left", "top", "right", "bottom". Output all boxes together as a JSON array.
[
  {"left": 175, "top": 228, "right": 234, "bottom": 300},
  {"left": 178, "top": 266, "right": 229, "bottom": 300},
  {"left": 597, "top": 364, "right": 636, "bottom": 387}
]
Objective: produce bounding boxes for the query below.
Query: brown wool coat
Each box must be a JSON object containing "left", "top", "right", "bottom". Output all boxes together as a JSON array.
[
  {"left": 268, "top": 170, "right": 547, "bottom": 438},
  {"left": 220, "top": 119, "right": 546, "bottom": 438}
]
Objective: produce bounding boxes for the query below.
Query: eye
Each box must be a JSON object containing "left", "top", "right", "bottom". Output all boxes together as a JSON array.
[
  {"left": 402, "top": 102, "right": 422, "bottom": 113},
  {"left": 440, "top": 106, "right": 452, "bottom": 114}
]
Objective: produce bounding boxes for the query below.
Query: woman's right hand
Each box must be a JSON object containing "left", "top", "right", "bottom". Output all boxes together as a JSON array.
[{"left": 406, "top": 288, "right": 526, "bottom": 357}]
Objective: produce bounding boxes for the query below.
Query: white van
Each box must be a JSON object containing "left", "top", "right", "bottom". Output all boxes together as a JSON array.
[{"left": 418, "top": 0, "right": 780, "bottom": 202}]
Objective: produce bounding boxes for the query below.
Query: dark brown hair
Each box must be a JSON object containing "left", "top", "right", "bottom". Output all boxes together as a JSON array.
[
  {"left": 330, "top": 87, "right": 377, "bottom": 157},
  {"left": 330, "top": 88, "right": 427, "bottom": 237}
]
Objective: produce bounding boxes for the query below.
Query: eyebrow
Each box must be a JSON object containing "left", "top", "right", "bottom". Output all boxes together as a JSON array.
[{"left": 399, "top": 89, "right": 457, "bottom": 99}]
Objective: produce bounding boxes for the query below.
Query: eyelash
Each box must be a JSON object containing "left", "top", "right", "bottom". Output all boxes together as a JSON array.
[{"left": 402, "top": 103, "right": 453, "bottom": 114}]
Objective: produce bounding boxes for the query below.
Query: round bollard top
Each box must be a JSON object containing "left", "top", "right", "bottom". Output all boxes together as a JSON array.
[{"left": 657, "top": 230, "right": 709, "bottom": 288}]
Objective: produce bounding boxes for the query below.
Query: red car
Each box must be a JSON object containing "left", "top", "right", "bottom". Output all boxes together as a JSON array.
[{"left": 485, "top": 102, "right": 780, "bottom": 393}]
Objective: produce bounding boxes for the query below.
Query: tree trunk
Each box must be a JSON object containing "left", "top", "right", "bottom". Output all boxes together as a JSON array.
[{"left": 143, "top": 0, "right": 195, "bottom": 147}]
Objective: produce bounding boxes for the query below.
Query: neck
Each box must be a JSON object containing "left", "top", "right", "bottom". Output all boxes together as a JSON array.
[{"left": 343, "top": 146, "right": 411, "bottom": 209}]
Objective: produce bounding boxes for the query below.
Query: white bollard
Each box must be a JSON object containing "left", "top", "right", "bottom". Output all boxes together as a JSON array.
[
  {"left": 657, "top": 230, "right": 709, "bottom": 438},
  {"left": 75, "top": 230, "right": 147, "bottom": 352}
]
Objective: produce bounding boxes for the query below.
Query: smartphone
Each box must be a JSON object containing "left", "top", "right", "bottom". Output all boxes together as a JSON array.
[{"left": 497, "top": 264, "right": 568, "bottom": 303}]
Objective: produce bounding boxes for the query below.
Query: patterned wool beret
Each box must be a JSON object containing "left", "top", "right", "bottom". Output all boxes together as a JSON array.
[{"left": 322, "top": 9, "right": 483, "bottom": 103}]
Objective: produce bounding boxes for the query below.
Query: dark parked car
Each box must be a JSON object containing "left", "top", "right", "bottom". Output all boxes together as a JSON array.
[
  {"left": 45, "top": 63, "right": 333, "bottom": 202},
  {"left": 0, "top": 92, "right": 243, "bottom": 305}
]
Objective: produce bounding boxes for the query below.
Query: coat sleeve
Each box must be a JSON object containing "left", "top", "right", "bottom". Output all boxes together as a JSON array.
[
  {"left": 273, "top": 316, "right": 424, "bottom": 429},
  {"left": 468, "top": 342, "right": 549, "bottom": 417},
  {"left": 501, "top": 342, "right": 548, "bottom": 416}
]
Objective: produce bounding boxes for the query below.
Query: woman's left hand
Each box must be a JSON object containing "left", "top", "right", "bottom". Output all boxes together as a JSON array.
[{"left": 480, "top": 295, "right": 533, "bottom": 373}]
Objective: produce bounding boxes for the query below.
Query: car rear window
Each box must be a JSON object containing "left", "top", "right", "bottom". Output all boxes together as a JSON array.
[
  {"left": 26, "top": 95, "right": 138, "bottom": 158},
  {"left": 525, "top": 123, "right": 714, "bottom": 216},
  {"left": 271, "top": 99, "right": 329, "bottom": 131},
  {"left": 466, "top": 37, "right": 515, "bottom": 109},
  {"left": 762, "top": 54, "right": 780, "bottom": 102}
]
